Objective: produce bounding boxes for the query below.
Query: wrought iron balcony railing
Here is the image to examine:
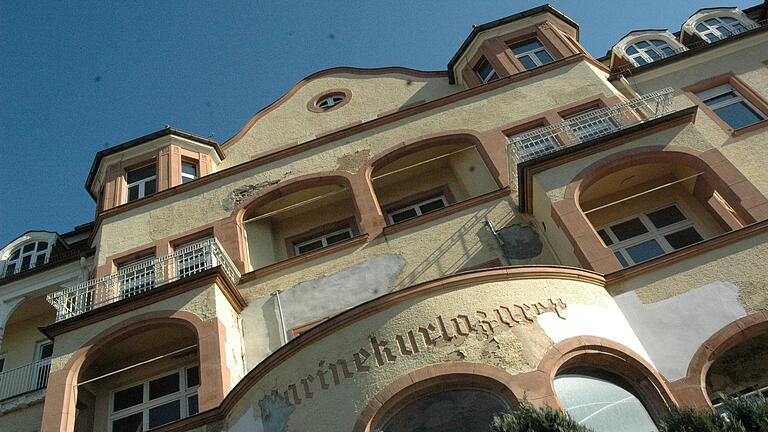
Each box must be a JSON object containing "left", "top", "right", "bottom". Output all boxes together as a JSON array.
[
  {"left": 47, "top": 238, "right": 240, "bottom": 322},
  {"left": 507, "top": 88, "right": 674, "bottom": 166},
  {"left": 0, "top": 358, "right": 50, "bottom": 401},
  {"left": 614, "top": 19, "right": 767, "bottom": 75}
]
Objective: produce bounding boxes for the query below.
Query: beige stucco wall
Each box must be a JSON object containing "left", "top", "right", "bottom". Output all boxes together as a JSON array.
[
  {"left": 0, "top": 400, "right": 45, "bottom": 432},
  {"left": 2, "top": 302, "right": 55, "bottom": 370}
]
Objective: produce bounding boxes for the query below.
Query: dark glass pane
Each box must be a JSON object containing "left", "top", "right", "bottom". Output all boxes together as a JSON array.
[
  {"left": 721, "top": 17, "right": 737, "bottom": 23},
  {"left": 148, "top": 400, "right": 181, "bottom": 428},
  {"left": 181, "top": 176, "right": 194, "bottom": 184},
  {"left": 188, "top": 395, "right": 199, "bottom": 416},
  {"left": 325, "top": 230, "right": 352, "bottom": 245},
  {"left": 650, "top": 39, "right": 666, "bottom": 47},
  {"left": 114, "top": 384, "right": 144, "bottom": 411},
  {"left": 419, "top": 199, "right": 446, "bottom": 214},
  {"left": 0, "top": 357, "right": 5, "bottom": 372},
  {"left": 36, "top": 241, "right": 48, "bottom": 252},
  {"left": 716, "top": 25, "right": 733, "bottom": 37},
  {"left": 518, "top": 55, "right": 537, "bottom": 70},
  {"left": 511, "top": 40, "right": 543, "bottom": 54},
  {"left": 646, "top": 205, "right": 686, "bottom": 228},
  {"left": 647, "top": 50, "right": 661, "bottom": 61},
  {"left": 636, "top": 40, "right": 650, "bottom": 48},
  {"left": 474, "top": 59, "right": 495, "bottom": 81},
  {"left": 390, "top": 208, "right": 418, "bottom": 223},
  {"left": 112, "top": 412, "right": 143, "bottom": 432},
  {"left": 704, "top": 91, "right": 738, "bottom": 106},
  {"left": 610, "top": 218, "right": 648, "bottom": 241},
  {"left": 635, "top": 57, "right": 647, "bottom": 66},
  {"left": 21, "top": 255, "right": 31, "bottom": 270},
  {"left": 614, "top": 252, "right": 629, "bottom": 268},
  {"left": 715, "top": 102, "right": 763, "bottom": 129},
  {"left": 127, "top": 164, "right": 156, "bottom": 183},
  {"left": 39, "top": 342, "right": 53, "bottom": 359},
  {"left": 296, "top": 240, "right": 323, "bottom": 255},
  {"left": 661, "top": 46, "right": 675, "bottom": 56},
  {"left": 149, "top": 372, "right": 179, "bottom": 400},
  {"left": 696, "top": 23, "right": 708, "bottom": 32},
  {"left": 733, "top": 23, "right": 748, "bottom": 33},
  {"left": 128, "top": 185, "right": 140, "bottom": 202},
  {"left": 597, "top": 229, "right": 613, "bottom": 246},
  {"left": 665, "top": 227, "right": 703, "bottom": 249},
  {"left": 144, "top": 179, "right": 157, "bottom": 196},
  {"left": 186, "top": 366, "right": 200, "bottom": 388},
  {"left": 625, "top": 46, "right": 638, "bottom": 55},
  {"left": 626, "top": 239, "right": 665, "bottom": 263},
  {"left": 36, "top": 252, "right": 47, "bottom": 265},
  {"left": 181, "top": 162, "right": 197, "bottom": 176},
  {"left": 22, "top": 243, "right": 35, "bottom": 253},
  {"left": 705, "top": 33, "right": 720, "bottom": 42},
  {"left": 535, "top": 50, "right": 553, "bottom": 65},
  {"left": 10, "top": 249, "right": 20, "bottom": 259},
  {"left": 704, "top": 18, "right": 720, "bottom": 26},
  {"left": 5, "top": 263, "right": 16, "bottom": 276}
]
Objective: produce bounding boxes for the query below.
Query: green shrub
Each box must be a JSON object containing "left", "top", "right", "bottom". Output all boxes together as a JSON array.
[
  {"left": 660, "top": 406, "right": 745, "bottom": 432},
  {"left": 720, "top": 395, "right": 768, "bottom": 432},
  {"left": 491, "top": 400, "right": 592, "bottom": 432}
]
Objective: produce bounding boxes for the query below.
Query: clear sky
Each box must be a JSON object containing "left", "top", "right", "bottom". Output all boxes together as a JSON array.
[{"left": 0, "top": 0, "right": 758, "bottom": 245}]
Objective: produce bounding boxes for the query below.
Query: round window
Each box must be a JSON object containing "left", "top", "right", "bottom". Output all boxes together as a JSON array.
[{"left": 316, "top": 94, "right": 346, "bottom": 110}]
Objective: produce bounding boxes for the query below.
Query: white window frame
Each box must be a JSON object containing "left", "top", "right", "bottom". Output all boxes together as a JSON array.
[
  {"left": 125, "top": 164, "right": 157, "bottom": 202},
  {"left": 293, "top": 227, "right": 353, "bottom": 256},
  {"left": 33, "top": 340, "right": 53, "bottom": 390},
  {"left": 174, "top": 237, "right": 214, "bottom": 279},
  {"left": 4, "top": 240, "right": 52, "bottom": 275},
  {"left": 317, "top": 95, "right": 345, "bottom": 110},
  {"left": 108, "top": 365, "right": 199, "bottom": 432},
  {"left": 510, "top": 39, "right": 553, "bottom": 69},
  {"left": 474, "top": 58, "right": 499, "bottom": 84},
  {"left": 563, "top": 107, "right": 619, "bottom": 142},
  {"left": 117, "top": 255, "right": 157, "bottom": 299},
  {"left": 597, "top": 203, "right": 705, "bottom": 267},
  {"left": 694, "top": 16, "right": 751, "bottom": 42},
  {"left": 697, "top": 84, "right": 767, "bottom": 128},
  {"left": 386, "top": 195, "right": 448, "bottom": 224},
  {"left": 624, "top": 39, "right": 677, "bottom": 66},
  {"left": 181, "top": 161, "right": 198, "bottom": 184}
]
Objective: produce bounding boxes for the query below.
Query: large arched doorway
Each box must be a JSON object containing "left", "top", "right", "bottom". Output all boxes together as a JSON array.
[{"left": 706, "top": 334, "right": 768, "bottom": 411}]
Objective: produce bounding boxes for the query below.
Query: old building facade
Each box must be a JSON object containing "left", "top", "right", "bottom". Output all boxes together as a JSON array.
[{"left": 2, "top": 3, "right": 768, "bottom": 431}]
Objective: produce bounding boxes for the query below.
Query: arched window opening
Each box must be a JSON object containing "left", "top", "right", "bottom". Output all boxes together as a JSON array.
[
  {"left": 4, "top": 240, "right": 52, "bottom": 276},
  {"left": 371, "top": 140, "right": 498, "bottom": 226},
  {"left": 625, "top": 39, "right": 677, "bottom": 66},
  {"left": 377, "top": 387, "right": 511, "bottom": 432},
  {"left": 555, "top": 369, "right": 658, "bottom": 432},
  {"left": 76, "top": 324, "right": 199, "bottom": 432},
  {"left": 242, "top": 182, "right": 361, "bottom": 270},
  {"left": 579, "top": 161, "right": 736, "bottom": 268},
  {"left": 707, "top": 334, "right": 768, "bottom": 413},
  {"left": 695, "top": 16, "right": 752, "bottom": 42}
]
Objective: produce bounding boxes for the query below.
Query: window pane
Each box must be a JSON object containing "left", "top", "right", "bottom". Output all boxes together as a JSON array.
[
  {"left": 610, "top": 218, "right": 648, "bottom": 241},
  {"left": 22, "top": 243, "right": 35, "bottom": 253},
  {"left": 39, "top": 342, "right": 53, "bottom": 359},
  {"left": 113, "top": 384, "right": 144, "bottom": 411},
  {"left": 635, "top": 57, "right": 647, "bottom": 66},
  {"left": 181, "top": 175, "right": 194, "bottom": 184},
  {"left": 0, "top": 357, "right": 4, "bottom": 372},
  {"left": 646, "top": 205, "right": 686, "bottom": 228},
  {"left": 650, "top": 39, "right": 666, "bottom": 47},
  {"left": 36, "top": 241, "right": 48, "bottom": 252},
  {"left": 186, "top": 366, "right": 200, "bottom": 388},
  {"left": 112, "top": 412, "right": 143, "bottom": 432},
  {"left": 535, "top": 50, "right": 553, "bottom": 65},
  {"left": 597, "top": 229, "right": 613, "bottom": 246},
  {"left": 665, "top": 227, "right": 703, "bottom": 250},
  {"left": 188, "top": 395, "right": 199, "bottom": 416},
  {"left": 5, "top": 263, "right": 16, "bottom": 276},
  {"left": 704, "top": 18, "right": 720, "bottom": 26},
  {"left": 511, "top": 40, "right": 542, "bottom": 54},
  {"left": 21, "top": 255, "right": 31, "bottom": 270},
  {"left": 325, "top": 230, "right": 352, "bottom": 245},
  {"left": 390, "top": 208, "right": 418, "bottom": 223},
  {"left": 704, "top": 91, "right": 738, "bottom": 106},
  {"left": 149, "top": 372, "right": 180, "bottom": 400},
  {"left": 614, "top": 252, "right": 629, "bottom": 268},
  {"left": 148, "top": 399, "right": 181, "bottom": 428},
  {"left": 635, "top": 40, "right": 650, "bottom": 48},
  {"left": 128, "top": 185, "right": 140, "bottom": 202},
  {"left": 696, "top": 23, "right": 708, "bottom": 32},
  {"left": 144, "top": 179, "right": 157, "bottom": 196},
  {"left": 182, "top": 162, "right": 197, "bottom": 176},
  {"left": 296, "top": 240, "right": 323, "bottom": 255},
  {"left": 647, "top": 50, "right": 661, "bottom": 61},
  {"left": 518, "top": 55, "right": 537, "bottom": 70},
  {"left": 625, "top": 45, "right": 638, "bottom": 55},
  {"left": 418, "top": 199, "right": 446, "bottom": 214},
  {"left": 714, "top": 102, "right": 763, "bottom": 129},
  {"left": 626, "top": 239, "right": 665, "bottom": 263},
  {"left": 127, "top": 164, "right": 156, "bottom": 183},
  {"left": 660, "top": 46, "right": 675, "bottom": 56},
  {"left": 10, "top": 249, "right": 20, "bottom": 260}
]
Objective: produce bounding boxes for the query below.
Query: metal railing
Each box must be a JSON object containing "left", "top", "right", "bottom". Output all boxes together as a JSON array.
[
  {"left": 614, "top": 19, "right": 767, "bottom": 75},
  {"left": 0, "top": 358, "right": 51, "bottom": 401},
  {"left": 507, "top": 88, "right": 675, "bottom": 166},
  {"left": 47, "top": 238, "right": 240, "bottom": 322}
]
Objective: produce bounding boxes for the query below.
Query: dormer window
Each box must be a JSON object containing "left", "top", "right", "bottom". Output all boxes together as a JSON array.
[
  {"left": 473, "top": 58, "right": 499, "bottom": 84},
  {"left": 181, "top": 161, "right": 198, "bottom": 184},
  {"left": 625, "top": 39, "right": 677, "bottom": 65},
  {"left": 126, "top": 164, "right": 157, "bottom": 202},
  {"left": 5, "top": 241, "right": 50, "bottom": 276},
  {"left": 695, "top": 16, "right": 750, "bottom": 42},
  {"left": 509, "top": 39, "right": 553, "bottom": 70}
]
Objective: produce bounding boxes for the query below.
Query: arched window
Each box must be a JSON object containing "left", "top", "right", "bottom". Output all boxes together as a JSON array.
[
  {"left": 624, "top": 39, "right": 677, "bottom": 65},
  {"left": 695, "top": 16, "right": 751, "bottom": 42},
  {"left": 377, "top": 388, "right": 510, "bottom": 432},
  {"left": 4, "top": 240, "right": 51, "bottom": 276},
  {"left": 555, "top": 371, "right": 658, "bottom": 432},
  {"left": 707, "top": 333, "right": 768, "bottom": 413}
]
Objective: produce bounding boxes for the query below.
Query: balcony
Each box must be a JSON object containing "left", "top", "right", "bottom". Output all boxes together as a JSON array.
[
  {"left": 507, "top": 88, "right": 674, "bottom": 166},
  {"left": 0, "top": 358, "right": 50, "bottom": 401},
  {"left": 47, "top": 238, "right": 240, "bottom": 322}
]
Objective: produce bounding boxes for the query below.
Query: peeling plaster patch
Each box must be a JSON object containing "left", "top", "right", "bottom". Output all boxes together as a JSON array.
[
  {"left": 735, "top": 280, "right": 768, "bottom": 314},
  {"left": 497, "top": 224, "right": 542, "bottom": 260},
  {"left": 614, "top": 282, "right": 746, "bottom": 381},
  {"left": 0, "top": 388, "right": 45, "bottom": 415},
  {"left": 228, "top": 407, "right": 262, "bottom": 432},
  {"left": 335, "top": 149, "right": 370, "bottom": 173},
  {"left": 222, "top": 180, "right": 280, "bottom": 211},
  {"left": 280, "top": 254, "right": 406, "bottom": 332},
  {"left": 259, "top": 393, "right": 294, "bottom": 432},
  {"left": 538, "top": 302, "right": 654, "bottom": 366}
]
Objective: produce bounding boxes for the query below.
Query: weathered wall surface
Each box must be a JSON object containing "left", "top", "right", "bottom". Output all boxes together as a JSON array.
[{"left": 0, "top": 399, "right": 45, "bottom": 432}]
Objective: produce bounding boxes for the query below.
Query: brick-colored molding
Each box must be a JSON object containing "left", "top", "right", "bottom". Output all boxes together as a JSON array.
[
  {"left": 352, "top": 363, "right": 521, "bottom": 432},
  {"left": 40, "top": 310, "right": 233, "bottom": 432},
  {"left": 669, "top": 311, "right": 768, "bottom": 410},
  {"left": 537, "top": 336, "right": 677, "bottom": 423},
  {"left": 551, "top": 145, "right": 768, "bottom": 273}
]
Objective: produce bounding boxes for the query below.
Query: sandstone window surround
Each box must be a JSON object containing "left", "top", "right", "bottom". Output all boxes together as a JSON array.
[
  {"left": 473, "top": 57, "right": 499, "bottom": 84},
  {"left": 685, "top": 73, "right": 768, "bottom": 137}
]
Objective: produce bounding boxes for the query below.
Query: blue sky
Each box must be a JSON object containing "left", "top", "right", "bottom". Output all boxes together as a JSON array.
[{"left": 0, "top": 0, "right": 757, "bottom": 245}]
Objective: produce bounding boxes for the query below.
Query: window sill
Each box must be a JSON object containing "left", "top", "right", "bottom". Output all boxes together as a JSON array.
[
  {"left": 732, "top": 119, "right": 768, "bottom": 137},
  {"left": 382, "top": 187, "right": 510, "bottom": 236},
  {"left": 240, "top": 234, "right": 369, "bottom": 283}
]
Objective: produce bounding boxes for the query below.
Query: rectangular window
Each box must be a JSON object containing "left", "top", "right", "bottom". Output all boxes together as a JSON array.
[
  {"left": 174, "top": 237, "right": 214, "bottom": 279},
  {"left": 293, "top": 227, "right": 353, "bottom": 256},
  {"left": 386, "top": 195, "right": 448, "bottom": 224},
  {"left": 563, "top": 106, "right": 618, "bottom": 142},
  {"left": 117, "top": 254, "right": 156, "bottom": 299},
  {"left": 126, "top": 164, "right": 157, "bottom": 202},
  {"left": 597, "top": 204, "right": 704, "bottom": 268},
  {"left": 0, "top": 356, "right": 5, "bottom": 373},
  {"left": 181, "top": 161, "right": 198, "bottom": 184},
  {"left": 510, "top": 39, "right": 553, "bottom": 70},
  {"left": 34, "top": 340, "right": 53, "bottom": 390},
  {"left": 110, "top": 366, "right": 199, "bottom": 432},
  {"left": 474, "top": 58, "right": 499, "bottom": 84},
  {"left": 697, "top": 84, "right": 767, "bottom": 130}
]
